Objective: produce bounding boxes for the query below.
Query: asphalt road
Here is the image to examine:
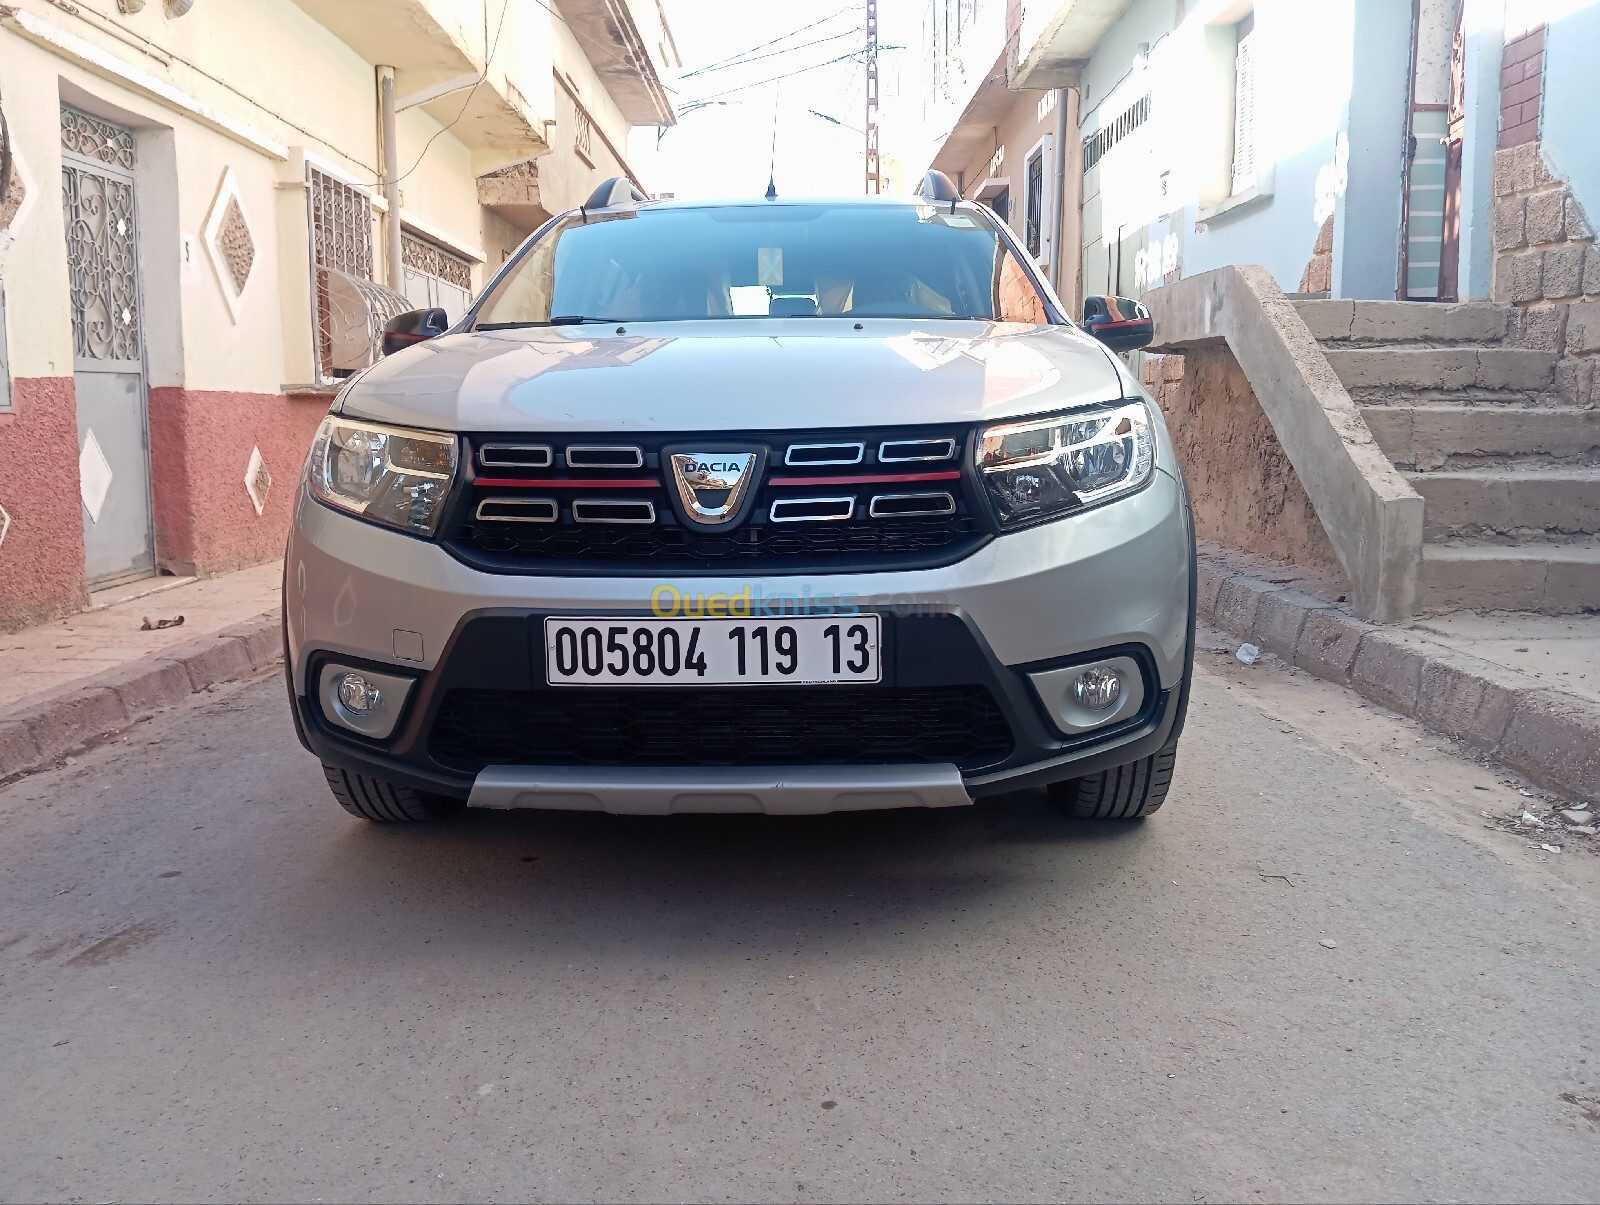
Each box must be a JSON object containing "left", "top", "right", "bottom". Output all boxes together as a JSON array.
[{"left": 2, "top": 647, "right": 1598, "bottom": 1204}]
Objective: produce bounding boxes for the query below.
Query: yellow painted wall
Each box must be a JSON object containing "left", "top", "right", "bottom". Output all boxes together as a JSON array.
[
  {"left": 540, "top": 17, "right": 640, "bottom": 215},
  {"left": 947, "top": 90, "right": 1057, "bottom": 258},
  {"left": 0, "top": 0, "right": 522, "bottom": 391}
]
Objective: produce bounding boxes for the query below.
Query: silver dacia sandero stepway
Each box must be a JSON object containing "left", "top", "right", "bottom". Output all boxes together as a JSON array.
[{"left": 284, "top": 173, "right": 1195, "bottom": 825}]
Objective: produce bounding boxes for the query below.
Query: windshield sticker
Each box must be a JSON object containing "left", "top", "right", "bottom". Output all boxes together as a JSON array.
[{"left": 757, "top": 247, "right": 784, "bottom": 286}]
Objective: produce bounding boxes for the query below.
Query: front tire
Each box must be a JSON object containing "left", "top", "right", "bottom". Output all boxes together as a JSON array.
[
  {"left": 321, "top": 763, "right": 461, "bottom": 823},
  {"left": 1049, "top": 744, "right": 1177, "bottom": 820}
]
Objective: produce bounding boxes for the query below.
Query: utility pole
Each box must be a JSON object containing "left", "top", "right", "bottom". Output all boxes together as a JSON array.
[
  {"left": 864, "top": 0, "right": 880, "bottom": 194},
  {"left": 378, "top": 65, "right": 404, "bottom": 293}
]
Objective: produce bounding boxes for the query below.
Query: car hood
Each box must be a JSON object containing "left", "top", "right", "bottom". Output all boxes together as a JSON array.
[{"left": 337, "top": 318, "right": 1131, "bottom": 433}]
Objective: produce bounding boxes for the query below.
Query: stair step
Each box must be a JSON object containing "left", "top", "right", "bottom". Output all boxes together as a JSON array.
[
  {"left": 1421, "top": 541, "right": 1600, "bottom": 613},
  {"left": 1295, "top": 299, "right": 1509, "bottom": 345},
  {"left": 1363, "top": 405, "right": 1600, "bottom": 466},
  {"left": 1407, "top": 468, "right": 1600, "bottom": 538},
  {"left": 1353, "top": 387, "right": 1568, "bottom": 407},
  {"left": 1325, "top": 346, "right": 1555, "bottom": 392}
]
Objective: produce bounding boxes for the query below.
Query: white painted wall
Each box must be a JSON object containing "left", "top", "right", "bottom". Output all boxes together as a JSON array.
[
  {"left": 540, "top": 15, "right": 642, "bottom": 216},
  {"left": 0, "top": 0, "right": 549, "bottom": 393},
  {"left": 883, "top": 0, "right": 1010, "bottom": 182},
  {"left": 1541, "top": 0, "right": 1600, "bottom": 226},
  {"left": 1415, "top": 0, "right": 1464, "bottom": 106},
  {"left": 1079, "top": 0, "right": 1360, "bottom": 296}
]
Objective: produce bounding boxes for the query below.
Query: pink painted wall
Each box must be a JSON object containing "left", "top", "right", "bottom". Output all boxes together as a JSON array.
[
  {"left": 0, "top": 377, "right": 90, "bottom": 633},
  {"left": 148, "top": 388, "right": 327, "bottom": 576}
]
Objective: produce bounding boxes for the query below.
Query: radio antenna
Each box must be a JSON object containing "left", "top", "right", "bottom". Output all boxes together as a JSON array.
[{"left": 767, "top": 79, "right": 781, "bottom": 199}]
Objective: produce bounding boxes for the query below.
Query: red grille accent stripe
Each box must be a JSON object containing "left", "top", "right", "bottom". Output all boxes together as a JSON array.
[
  {"left": 474, "top": 477, "right": 660, "bottom": 489},
  {"left": 766, "top": 470, "right": 963, "bottom": 487}
]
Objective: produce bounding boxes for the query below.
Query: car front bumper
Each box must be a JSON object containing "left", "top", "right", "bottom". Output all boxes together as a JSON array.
[{"left": 285, "top": 468, "right": 1194, "bottom": 812}]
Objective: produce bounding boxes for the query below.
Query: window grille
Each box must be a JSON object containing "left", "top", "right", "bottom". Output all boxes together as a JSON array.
[
  {"left": 306, "top": 167, "right": 408, "bottom": 379},
  {"left": 60, "top": 106, "right": 136, "bottom": 170},
  {"left": 309, "top": 167, "right": 373, "bottom": 280},
  {"left": 1231, "top": 13, "right": 1258, "bottom": 196},
  {"left": 61, "top": 107, "right": 141, "bottom": 365},
  {"left": 1025, "top": 151, "right": 1044, "bottom": 259},
  {"left": 1082, "top": 94, "right": 1151, "bottom": 172},
  {"left": 573, "top": 106, "right": 594, "bottom": 162},
  {"left": 402, "top": 231, "right": 472, "bottom": 291}
]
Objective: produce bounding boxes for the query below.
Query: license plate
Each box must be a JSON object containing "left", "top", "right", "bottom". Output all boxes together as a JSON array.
[{"left": 543, "top": 616, "right": 881, "bottom": 686}]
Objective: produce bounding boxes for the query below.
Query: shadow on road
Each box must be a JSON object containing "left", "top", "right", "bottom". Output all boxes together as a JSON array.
[{"left": 291, "top": 792, "right": 1155, "bottom": 964}]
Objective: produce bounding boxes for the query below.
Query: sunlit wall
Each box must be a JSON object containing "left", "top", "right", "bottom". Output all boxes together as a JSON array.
[
  {"left": 1541, "top": 0, "right": 1600, "bottom": 223},
  {"left": 1080, "top": 0, "right": 1409, "bottom": 299}
]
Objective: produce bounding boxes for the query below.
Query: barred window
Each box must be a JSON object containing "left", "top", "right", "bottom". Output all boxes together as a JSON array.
[
  {"left": 401, "top": 230, "right": 474, "bottom": 323},
  {"left": 307, "top": 167, "right": 407, "bottom": 379},
  {"left": 1025, "top": 151, "right": 1044, "bottom": 259},
  {"left": 1230, "top": 13, "right": 1258, "bottom": 196},
  {"left": 1082, "top": 94, "right": 1151, "bottom": 173},
  {"left": 573, "top": 106, "right": 594, "bottom": 163},
  {"left": 308, "top": 168, "right": 373, "bottom": 280}
]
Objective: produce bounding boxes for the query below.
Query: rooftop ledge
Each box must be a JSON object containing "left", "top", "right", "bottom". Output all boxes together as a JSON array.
[{"left": 1012, "top": 0, "right": 1136, "bottom": 91}]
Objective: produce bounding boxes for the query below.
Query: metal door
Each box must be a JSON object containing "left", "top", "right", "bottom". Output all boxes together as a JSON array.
[
  {"left": 1436, "top": 9, "right": 1468, "bottom": 302},
  {"left": 60, "top": 106, "right": 154, "bottom": 587}
]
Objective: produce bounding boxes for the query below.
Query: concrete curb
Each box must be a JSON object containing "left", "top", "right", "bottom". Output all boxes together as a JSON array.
[
  {"left": 1197, "top": 555, "right": 1600, "bottom": 800},
  {"left": 0, "top": 610, "right": 283, "bottom": 783},
  {"left": 6, "top": 577, "right": 1596, "bottom": 803}
]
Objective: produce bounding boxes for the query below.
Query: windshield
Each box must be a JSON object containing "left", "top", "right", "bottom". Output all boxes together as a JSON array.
[{"left": 472, "top": 203, "right": 1054, "bottom": 326}]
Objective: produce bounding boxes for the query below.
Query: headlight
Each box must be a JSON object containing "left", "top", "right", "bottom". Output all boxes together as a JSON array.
[
  {"left": 306, "top": 416, "right": 458, "bottom": 536},
  {"left": 976, "top": 401, "right": 1156, "bottom": 528}
]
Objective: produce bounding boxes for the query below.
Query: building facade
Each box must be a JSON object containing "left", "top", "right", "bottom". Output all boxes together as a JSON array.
[
  {"left": 886, "top": 0, "right": 1081, "bottom": 300},
  {"left": 1026, "top": 0, "right": 1475, "bottom": 307},
  {"left": 0, "top": 0, "right": 677, "bottom": 632},
  {"left": 893, "top": 0, "right": 1600, "bottom": 334}
]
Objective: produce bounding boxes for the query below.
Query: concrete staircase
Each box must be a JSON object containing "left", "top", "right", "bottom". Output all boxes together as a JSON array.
[{"left": 1295, "top": 299, "right": 1600, "bottom": 614}]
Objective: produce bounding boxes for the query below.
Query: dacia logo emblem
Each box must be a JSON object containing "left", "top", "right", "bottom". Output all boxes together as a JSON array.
[{"left": 667, "top": 449, "right": 761, "bottom": 528}]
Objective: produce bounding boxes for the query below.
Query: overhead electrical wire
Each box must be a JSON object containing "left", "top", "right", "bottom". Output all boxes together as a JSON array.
[
  {"left": 391, "top": 0, "right": 512, "bottom": 185},
  {"left": 682, "top": 5, "right": 857, "bottom": 77},
  {"left": 682, "top": 46, "right": 891, "bottom": 108},
  {"left": 818, "top": 56, "right": 865, "bottom": 126},
  {"left": 681, "top": 26, "right": 864, "bottom": 78}
]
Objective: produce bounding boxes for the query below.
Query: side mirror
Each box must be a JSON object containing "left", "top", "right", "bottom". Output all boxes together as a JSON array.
[
  {"left": 1082, "top": 295, "right": 1154, "bottom": 353},
  {"left": 382, "top": 307, "right": 448, "bottom": 356}
]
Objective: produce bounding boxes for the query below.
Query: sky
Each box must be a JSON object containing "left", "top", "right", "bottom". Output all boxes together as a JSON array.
[{"left": 628, "top": 0, "right": 917, "bottom": 199}]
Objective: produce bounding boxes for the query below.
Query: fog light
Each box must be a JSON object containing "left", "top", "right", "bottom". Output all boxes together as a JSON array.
[
  {"left": 318, "top": 663, "right": 415, "bottom": 740},
  {"left": 1026, "top": 655, "right": 1144, "bottom": 736},
  {"left": 1073, "top": 667, "right": 1123, "bottom": 711},
  {"left": 336, "top": 672, "right": 382, "bottom": 715}
]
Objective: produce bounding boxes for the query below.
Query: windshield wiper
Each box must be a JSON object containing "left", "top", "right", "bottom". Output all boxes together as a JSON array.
[{"left": 476, "top": 316, "right": 619, "bottom": 330}]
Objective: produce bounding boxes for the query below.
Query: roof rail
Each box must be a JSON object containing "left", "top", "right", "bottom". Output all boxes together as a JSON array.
[
  {"left": 916, "top": 170, "right": 961, "bottom": 208},
  {"left": 582, "top": 176, "right": 649, "bottom": 212}
]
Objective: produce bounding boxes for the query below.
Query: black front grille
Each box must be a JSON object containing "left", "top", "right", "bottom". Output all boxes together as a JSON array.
[
  {"left": 428, "top": 685, "right": 1015, "bottom": 772},
  {"left": 456, "top": 516, "right": 986, "bottom": 565},
  {"left": 443, "top": 427, "right": 993, "bottom": 575}
]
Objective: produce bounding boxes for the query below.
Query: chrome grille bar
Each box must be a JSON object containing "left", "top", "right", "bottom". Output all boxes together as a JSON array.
[
  {"left": 572, "top": 499, "right": 656, "bottom": 525},
  {"left": 878, "top": 438, "right": 956, "bottom": 463},
  {"left": 475, "top": 497, "right": 559, "bottom": 523},
  {"left": 478, "top": 443, "right": 553, "bottom": 469},
  {"left": 566, "top": 445, "right": 645, "bottom": 469},
  {"left": 785, "top": 442, "right": 865, "bottom": 467},
  {"left": 868, "top": 492, "right": 957, "bottom": 518},
  {"left": 769, "top": 496, "right": 857, "bottom": 523}
]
